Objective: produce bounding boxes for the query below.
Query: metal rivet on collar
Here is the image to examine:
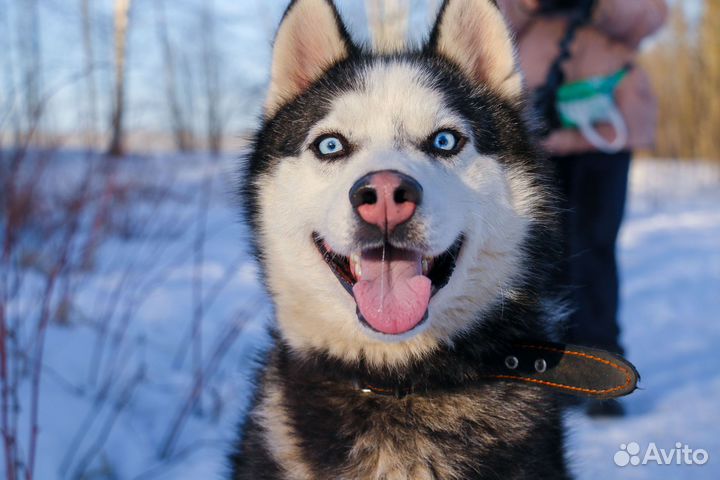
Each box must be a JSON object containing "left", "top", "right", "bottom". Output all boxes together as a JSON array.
[
  {"left": 505, "top": 355, "right": 519, "bottom": 370},
  {"left": 534, "top": 358, "right": 547, "bottom": 373},
  {"left": 353, "top": 380, "right": 372, "bottom": 394}
]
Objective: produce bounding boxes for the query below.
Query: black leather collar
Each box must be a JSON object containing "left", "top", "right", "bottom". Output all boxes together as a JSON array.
[{"left": 353, "top": 342, "right": 639, "bottom": 400}]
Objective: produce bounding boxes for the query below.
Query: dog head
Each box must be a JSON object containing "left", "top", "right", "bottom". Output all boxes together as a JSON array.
[{"left": 243, "top": 0, "right": 552, "bottom": 366}]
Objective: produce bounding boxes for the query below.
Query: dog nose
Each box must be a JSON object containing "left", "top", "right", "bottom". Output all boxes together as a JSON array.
[{"left": 349, "top": 170, "right": 422, "bottom": 232}]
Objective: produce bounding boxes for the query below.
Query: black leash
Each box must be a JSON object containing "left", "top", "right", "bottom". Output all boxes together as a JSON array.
[{"left": 532, "top": 0, "right": 598, "bottom": 136}]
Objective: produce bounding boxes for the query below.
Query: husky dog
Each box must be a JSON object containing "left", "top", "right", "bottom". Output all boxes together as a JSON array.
[{"left": 232, "top": 0, "right": 572, "bottom": 478}]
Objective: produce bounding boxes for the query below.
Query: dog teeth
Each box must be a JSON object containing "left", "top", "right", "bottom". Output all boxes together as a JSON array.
[
  {"left": 351, "top": 253, "right": 361, "bottom": 279},
  {"left": 422, "top": 257, "right": 430, "bottom": 275}
]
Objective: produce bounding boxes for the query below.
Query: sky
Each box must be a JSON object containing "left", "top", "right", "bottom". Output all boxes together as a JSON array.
[{"left": 0, "top": 0, "right": 705, "bottom": 140}]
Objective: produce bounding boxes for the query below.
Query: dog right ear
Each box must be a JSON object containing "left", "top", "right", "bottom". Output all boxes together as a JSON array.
[
  {"left": 265, "top": 0, "right": 355, "bottom": 118},
  {"left": 428, "top": 0, "right": 523, "bottom": 99}
]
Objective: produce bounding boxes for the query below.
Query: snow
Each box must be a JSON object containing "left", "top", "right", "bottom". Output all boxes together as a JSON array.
[
  {"left": 567, "top": 160, "right": 720, "bottom": 479},
  {"left": 2, "top": 152, "right": 271, "bottom": 480},
  {"left": 4, "top": 155, "right": 717, "bottom": 480}
]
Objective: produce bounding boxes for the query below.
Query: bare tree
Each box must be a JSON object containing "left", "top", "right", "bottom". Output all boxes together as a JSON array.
[
  {"left": 81, "top": 0, "right": 99, "bottom": 148},
  {"left": 17, "top": 0, "right": 42, "bottom": 144},
  {"left": 108, "top": 0, "right": 132, "bottom": 157},
  {"left": 179, "top": 53, "right": 197, "bottom": 150},
  {"left": 1, "top": 0, "right": 18, "bottom": 147},
  {"left": 200, "top": 1, "right": 222, "bottom": 155},
  {"left": 155, "top": 0, "right": 193, "bottom": 152}
]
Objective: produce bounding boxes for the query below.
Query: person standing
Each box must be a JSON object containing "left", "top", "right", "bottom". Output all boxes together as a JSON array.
[{"left": 498, "top": 0, "right": 667, "bottom": 416}]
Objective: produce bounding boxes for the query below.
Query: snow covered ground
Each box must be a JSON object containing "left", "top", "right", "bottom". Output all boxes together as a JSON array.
[
  {"left": 4, "top": 156, "right": 719, "bottom": 479},
  {"left": 568, "top": 160, "right": 720, "bottom": 479},
  {"left": 3, "top": 151, "right": 273, "bottom": 480}
]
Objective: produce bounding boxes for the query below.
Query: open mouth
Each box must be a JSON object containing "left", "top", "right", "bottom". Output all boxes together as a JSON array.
[{"left": 313, "top": 233, "right": 463, "bottom": 335}]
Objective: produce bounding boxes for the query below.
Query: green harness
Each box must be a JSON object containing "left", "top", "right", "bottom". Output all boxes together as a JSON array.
[{"left": 556, "top": 67, "right": 630, "bottom": 153}]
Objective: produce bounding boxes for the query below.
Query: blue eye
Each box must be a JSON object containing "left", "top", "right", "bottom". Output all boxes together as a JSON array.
[
  {"left": 316, "top": 135, "right": 346, "bottom": 157},
  {"left": 432, "top": 131, "right": 458, "bottom": 152}
]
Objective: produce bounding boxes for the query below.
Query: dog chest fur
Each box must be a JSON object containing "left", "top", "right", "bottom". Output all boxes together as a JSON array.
[{"left": 232, "top": 337, "right": 570, "bottom": 480}]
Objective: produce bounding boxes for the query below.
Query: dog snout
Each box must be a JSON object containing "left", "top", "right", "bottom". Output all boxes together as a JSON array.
[{"left": 349, "top": 170, "right": 422, "bottom": 233}]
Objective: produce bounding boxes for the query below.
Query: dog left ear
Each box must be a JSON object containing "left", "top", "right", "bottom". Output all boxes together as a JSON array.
[
  {"left": 428, "top": 0, "right": 523, "bottom": 98},
  {"left": 265, "top": 0, "right": 356, "bottom": 118}
]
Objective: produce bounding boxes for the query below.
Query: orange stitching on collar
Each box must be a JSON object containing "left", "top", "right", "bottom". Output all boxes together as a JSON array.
[
  {"left": 357, "top": 343, "right": 636, "bottom": 398},
  {"left": 501, "top": 343, "right": 634, "bottom": 395},
  {"left": 483, "top": 374, "right": 628, "bottom": 395},
  {"left": 364, "top": 384, "right": 396, "bottom": 394}
]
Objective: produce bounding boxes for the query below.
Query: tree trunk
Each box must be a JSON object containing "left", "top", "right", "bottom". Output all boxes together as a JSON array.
[
  {"left": 155, "top": 0, "right": 193, "bottom": 152},
  {"left": 81, "top": 0, "right": 99, "bottom": 148},
  {"left": 107, "top": 0, "right": 132, "bottom": 157},
  {"left": 18, "top": 0, "right": 42, "bottom": 143},
  {"left": 201, "top": 2, "right": 222, "bottom": 155}
]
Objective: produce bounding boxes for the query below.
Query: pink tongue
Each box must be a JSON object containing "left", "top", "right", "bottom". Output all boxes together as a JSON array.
[{"left": 352, "top": 248, "right": 431, "bottom": 335}]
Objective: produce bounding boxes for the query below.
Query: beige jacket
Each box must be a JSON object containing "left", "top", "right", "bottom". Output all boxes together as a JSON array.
[{"left": 499, "top": 0, "right": 668, "bottom": 155}]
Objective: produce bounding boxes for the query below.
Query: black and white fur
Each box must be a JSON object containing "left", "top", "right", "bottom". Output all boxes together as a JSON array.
[{"left": 231, "top": 0, "right": 569, "bottom": 478}]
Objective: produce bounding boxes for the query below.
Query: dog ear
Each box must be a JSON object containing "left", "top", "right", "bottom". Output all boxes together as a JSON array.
[
  {"left": 428, "top": 0, "right": 523, "bottom": 98},
  {"left": 265, "top": 0, "right": 355, "bottom": 117}
]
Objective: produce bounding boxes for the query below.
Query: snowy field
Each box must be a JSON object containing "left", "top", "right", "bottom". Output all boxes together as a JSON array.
[
  {"left": 3, "top": 155, "right": 719, "bottom": 480},
  {"left": 569, "top": 160, "right": 720, "bottom": 479}
]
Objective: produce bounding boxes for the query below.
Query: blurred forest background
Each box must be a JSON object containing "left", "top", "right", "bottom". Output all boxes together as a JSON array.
[
  {"left": 0, "top": 1, "right": 718, "bottom": 479},
  {"left": 0, "top": 0, "right": 717, "bottom": 160}
]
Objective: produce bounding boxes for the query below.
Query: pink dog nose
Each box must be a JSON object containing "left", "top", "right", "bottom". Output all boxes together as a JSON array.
[{"left": 349, "top": 170, "right": 423, "bottom": 232}]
